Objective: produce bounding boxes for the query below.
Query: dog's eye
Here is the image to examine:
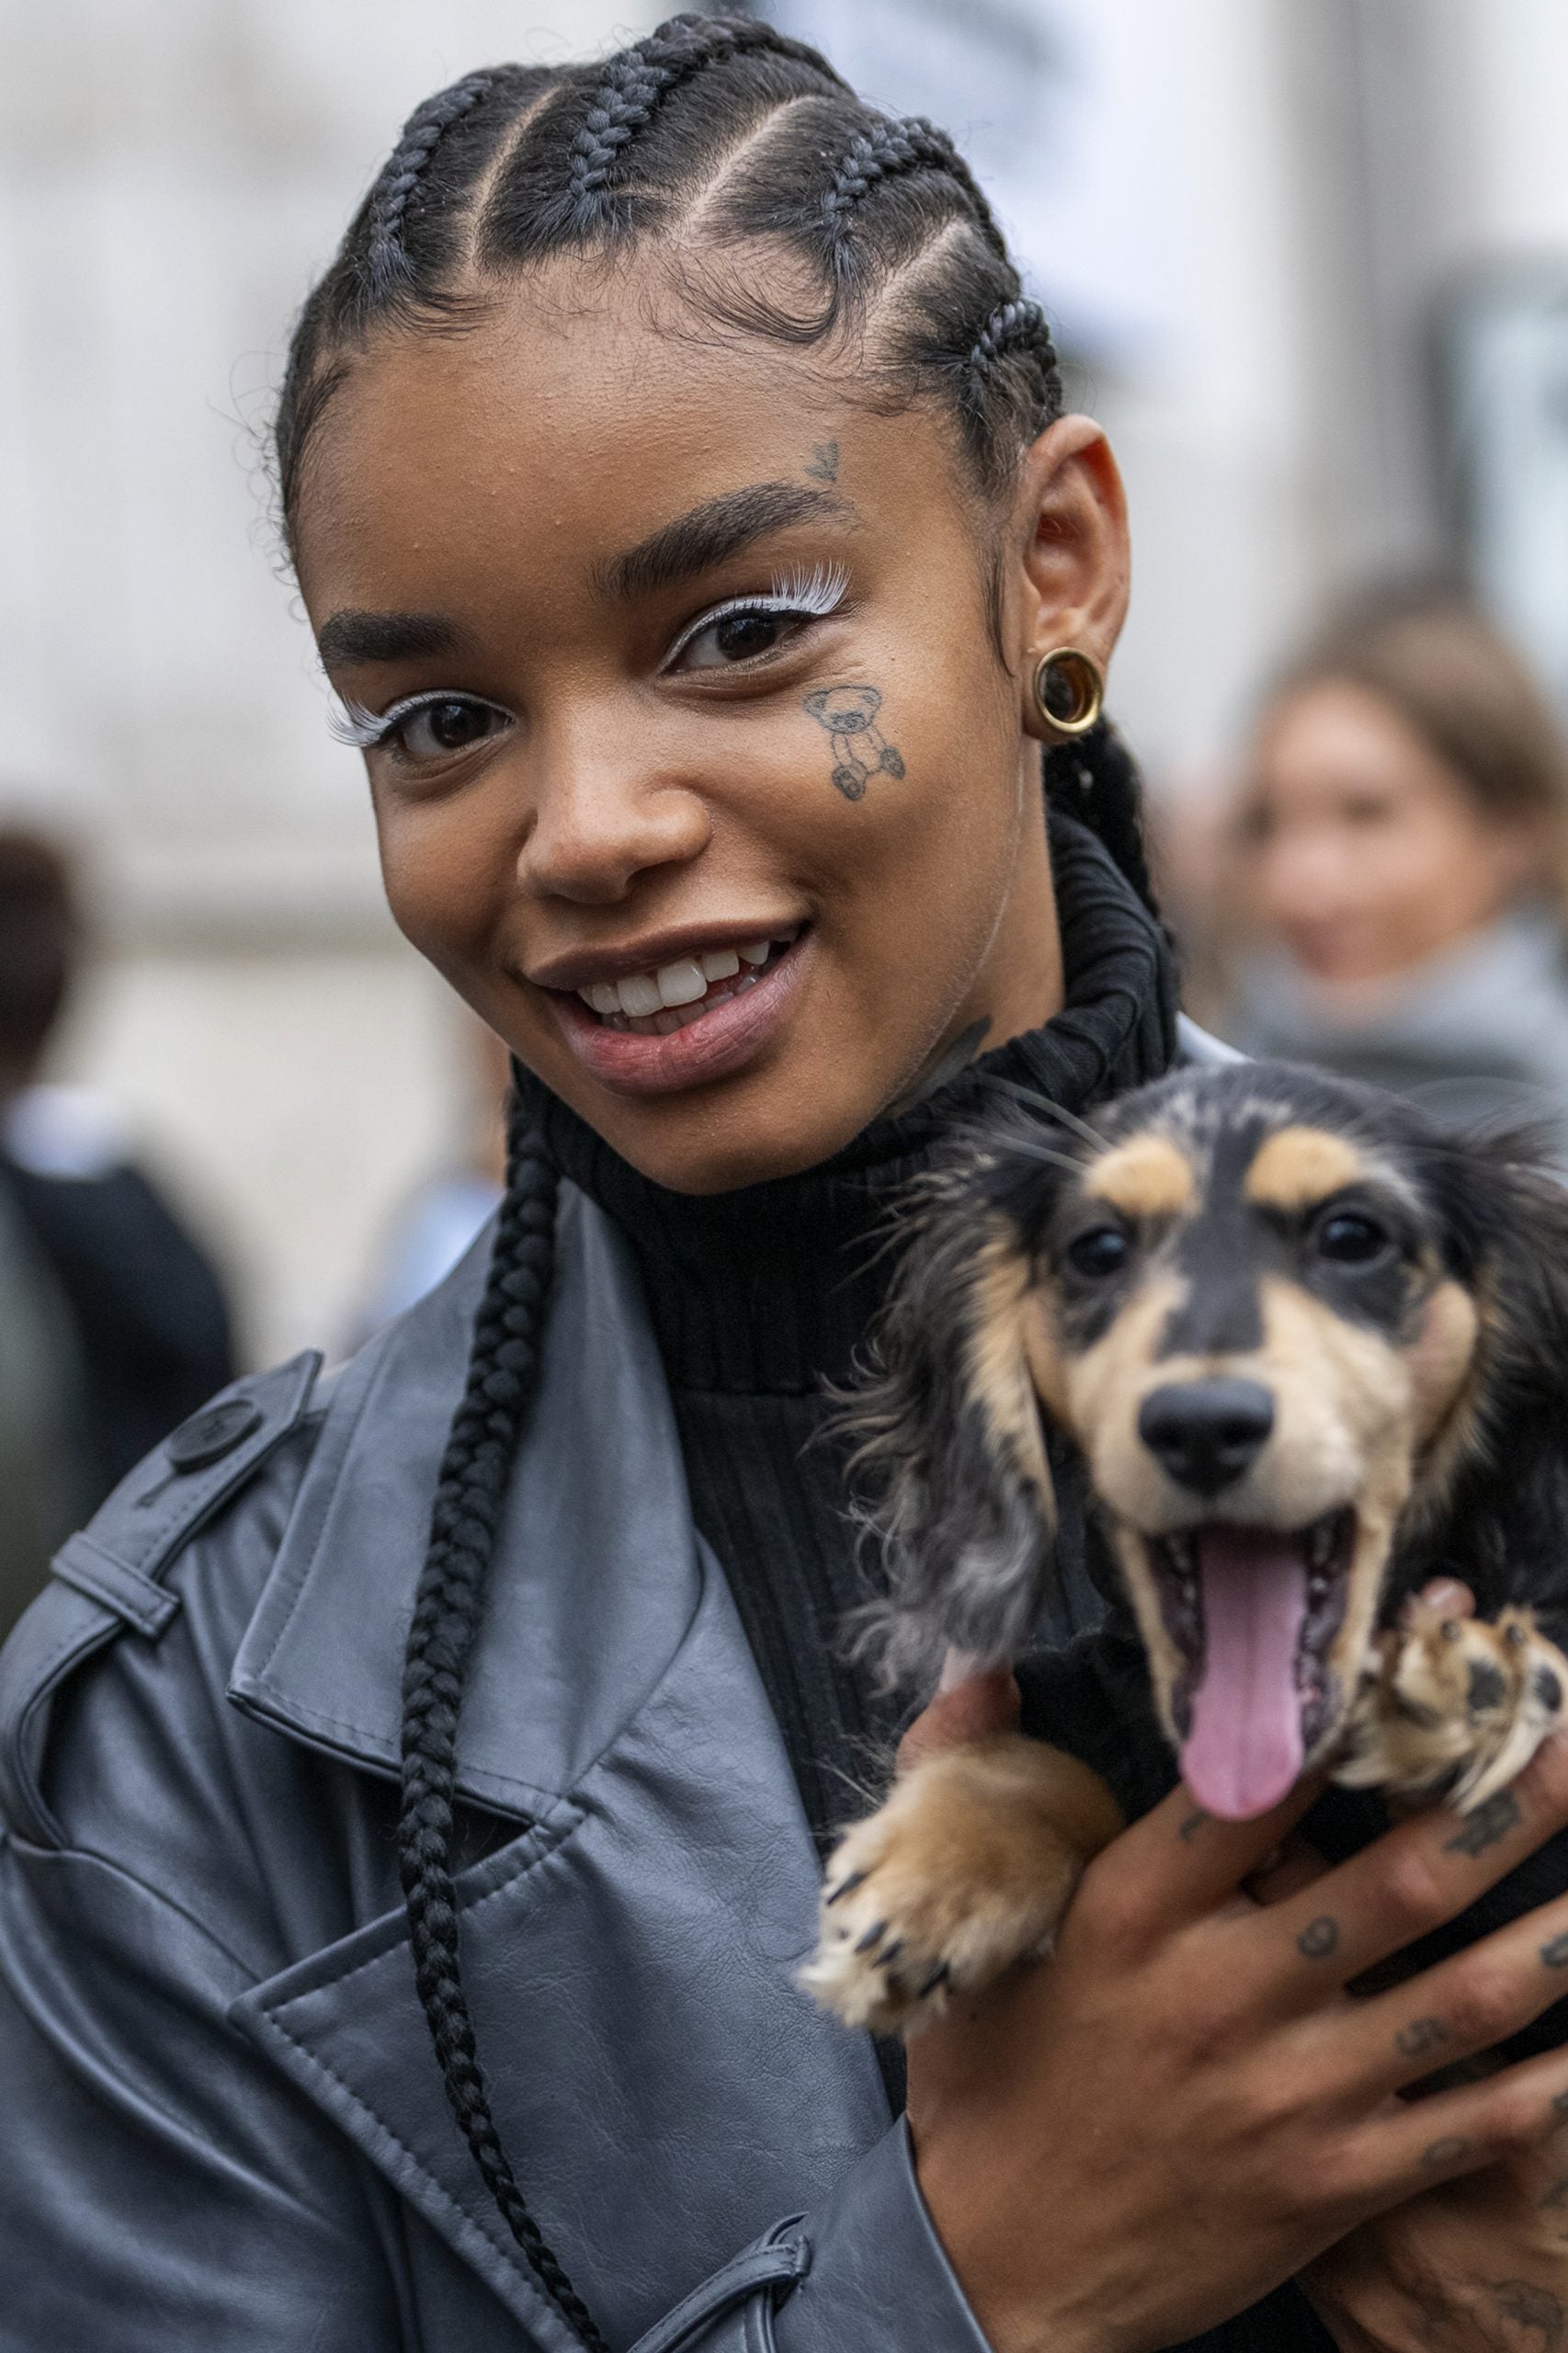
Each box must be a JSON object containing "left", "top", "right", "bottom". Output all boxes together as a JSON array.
[
  {"left": 1066, "top": 1226, "right": 1131, "bottom": 1279},
  {"left": 1314, "top": 1211, "right": 1391, "bottom": 1266}
]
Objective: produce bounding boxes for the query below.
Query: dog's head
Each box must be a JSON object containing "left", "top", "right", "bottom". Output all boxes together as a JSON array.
[{"left": 853, "top": 1061, "right": 1568, "bottom": 1818}]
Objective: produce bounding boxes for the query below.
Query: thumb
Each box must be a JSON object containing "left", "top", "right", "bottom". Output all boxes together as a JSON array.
[{"left": 898, "top": 1658, "right": 1019, "bottom": 1772}]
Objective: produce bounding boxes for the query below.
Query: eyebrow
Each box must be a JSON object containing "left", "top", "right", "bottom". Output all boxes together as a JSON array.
[
  {"left": 315, "top": 608, "right": 472, "bottom": 669},
  {"left": 597, "top": 481, "right": 855, "bottom": 605}
]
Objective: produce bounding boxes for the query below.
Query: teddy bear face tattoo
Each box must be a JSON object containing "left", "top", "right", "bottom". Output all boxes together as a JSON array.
[{"left": 802, "top": 685, "right": 906, "bottom": 801}]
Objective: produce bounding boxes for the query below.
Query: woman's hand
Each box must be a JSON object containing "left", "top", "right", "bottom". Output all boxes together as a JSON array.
[
  {"left": 1300, "top": 2130, "right": 1568, "bottom": 2352},
  {"left": 900, "top": 1677, "right": 1568, "bottom": 2353}
]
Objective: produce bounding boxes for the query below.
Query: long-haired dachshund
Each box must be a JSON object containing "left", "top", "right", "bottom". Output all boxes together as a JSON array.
[{"left": 805, "top": 1062, "right": 1568, "bottom": 2034}]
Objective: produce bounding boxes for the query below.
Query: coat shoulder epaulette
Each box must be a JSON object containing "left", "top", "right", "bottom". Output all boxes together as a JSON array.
[{"left": 0, "top": 1350, "right": 322, "bottom": 1846}]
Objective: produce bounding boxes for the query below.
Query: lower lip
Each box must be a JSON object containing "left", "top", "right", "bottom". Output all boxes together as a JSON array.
[{"left": 546, "top": 934, "right": 812, "bottom": 1097}]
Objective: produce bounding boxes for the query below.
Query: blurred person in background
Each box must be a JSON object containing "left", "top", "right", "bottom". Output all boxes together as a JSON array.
[
  {"left": 0, "top": 1185, "right": 87, "bottom": 1636},
  {"left": 0, "top": 829, "right": 237, "bottom": 1506},
  {"left": 1220, "top": 585, "right": 1568, "bottom": 1138},
  {"left": 345, "top": 1014, "right": 508, "bottom": 1344}
]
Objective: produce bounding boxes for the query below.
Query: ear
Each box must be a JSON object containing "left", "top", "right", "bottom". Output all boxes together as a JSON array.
[
  {"left": 1007, "top": 415, "right": 1131, "bottom": 743},
  {"left": 845, "top": 1178, "right": 1059, "bottom": 1684}
]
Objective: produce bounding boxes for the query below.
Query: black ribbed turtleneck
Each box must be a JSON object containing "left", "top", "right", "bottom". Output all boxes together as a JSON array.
[{"left": 527, "top": 809, "right": 1177, "bottom": 1881}]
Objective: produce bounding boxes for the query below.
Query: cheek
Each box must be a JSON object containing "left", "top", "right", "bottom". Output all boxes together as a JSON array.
[{"left": 370, "top": 779, "right": 516, "bottom": 980}]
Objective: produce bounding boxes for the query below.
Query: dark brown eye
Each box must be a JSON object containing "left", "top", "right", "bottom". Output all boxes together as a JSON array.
[
  {"left": 715, "top": 611, "right": 786, "bottom": 661},
  {"left": 1314, "top": 1211, "right": 1391, "bottom": 1266},
  {"left": 412, "top": 699, "right": 490, "bottom": 753},
  {"left": 381, "top": 696, "right": 510, "bottom": 763},
  {"left": 1066, "top": 1226, "right": 1130, "bottom": 1279}
]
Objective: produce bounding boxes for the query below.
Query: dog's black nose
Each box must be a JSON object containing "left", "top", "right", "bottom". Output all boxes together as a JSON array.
[{"left": 1138, "top": 1379, "right": 1275, "bottom": 1495}]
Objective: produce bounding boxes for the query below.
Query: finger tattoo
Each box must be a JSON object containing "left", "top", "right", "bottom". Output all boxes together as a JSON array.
[{"left": 1443, "top": 1790, "right": 1523, "bottom": 1857}]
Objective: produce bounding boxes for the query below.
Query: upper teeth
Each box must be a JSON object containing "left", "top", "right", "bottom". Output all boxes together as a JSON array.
[{"left": 578, "top": 938, "right": 778, "bottom": 1019}]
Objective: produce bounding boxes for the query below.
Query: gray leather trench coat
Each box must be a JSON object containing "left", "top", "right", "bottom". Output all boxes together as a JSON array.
[{"left": 0, "top": 1184, "right": 991, "bottom": 2353}]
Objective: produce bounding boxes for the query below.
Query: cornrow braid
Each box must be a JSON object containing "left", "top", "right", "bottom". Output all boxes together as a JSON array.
[
  {"left": 967, "top": 296, "right": 1059, "bottom": 403},
  {"left": 562, "top": 12, "right": 840, "bottom": 231},
  {"left": 822, "top": 112, "right": 1008, "bottom": 270},
  {"left": 396, "top": 1104, "right": 610, "bottom": 2351},
  {"left": 365, "top": 73, "right": 497, "bottom": 299}
]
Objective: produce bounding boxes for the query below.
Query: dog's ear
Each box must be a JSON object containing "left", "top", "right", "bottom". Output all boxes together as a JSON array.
[
  {"left": 1411, "top": 1129, "right": 1568, "bottom": 1620},
  {"left": 843, "top": 1152, "right": 1062, "bottom": 1683},
  {"left": 1436, "top": 1131, "right": 1568, "bottom": 1404}
]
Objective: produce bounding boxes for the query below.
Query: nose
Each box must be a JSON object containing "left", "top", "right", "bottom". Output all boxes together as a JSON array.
[
  {"left": 1138, "top": 1379, "right": 1275, "bottom": 1497},
  {"left": 520, "top": 735, "right": 711, "bottom": 904}
]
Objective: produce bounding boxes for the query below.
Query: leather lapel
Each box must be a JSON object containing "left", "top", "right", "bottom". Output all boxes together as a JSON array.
[
  {"left": 228, "top": 1184, "right": 887, "bottom": 2343},
  {"left": 230, "top": 1188, "right": 705, "bottom": 1818},
  {"left": 232, "top": 1536, "right": 887, "bottom": 2348}
]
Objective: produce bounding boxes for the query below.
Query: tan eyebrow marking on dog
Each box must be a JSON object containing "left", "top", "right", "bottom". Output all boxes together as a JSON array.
[
  {"left": 1084, "top": 1135, "right": 1195, "bottom": 1219},
  {"left": 1244, "top": 1127, "right": 1367, "bottom": 1210}
]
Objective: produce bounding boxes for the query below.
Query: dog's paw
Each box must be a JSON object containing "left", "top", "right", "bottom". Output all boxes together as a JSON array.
[
  {"left": 800, "top": 1736, "right": 1120, "bottom": 2036},
  {"left": 1336, "top": 1601, "right": 1568, "bottom": 1812}
]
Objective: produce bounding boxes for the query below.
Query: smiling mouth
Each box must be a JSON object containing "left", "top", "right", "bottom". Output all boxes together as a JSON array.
[
  {"left": 572, "top": 929, "right": 801, "bottom": 1036},
  {"left": 1144, "top": 1507, "right": 1357, "bottom": 1819}
]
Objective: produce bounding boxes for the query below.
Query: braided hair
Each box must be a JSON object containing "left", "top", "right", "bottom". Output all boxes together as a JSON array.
[{"left": 277, "top": 17, "right": 1155, "bottom": 2334}]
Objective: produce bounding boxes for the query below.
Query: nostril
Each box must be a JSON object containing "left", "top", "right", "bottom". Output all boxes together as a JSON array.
[{"left": 1137, "top": 1379, "right": 1276, "bottom": 1496}]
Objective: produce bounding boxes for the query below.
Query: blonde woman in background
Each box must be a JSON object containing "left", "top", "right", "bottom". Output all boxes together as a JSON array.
[{"left": 1222, "top": 586, "right": 1568, "bottom": 1140}]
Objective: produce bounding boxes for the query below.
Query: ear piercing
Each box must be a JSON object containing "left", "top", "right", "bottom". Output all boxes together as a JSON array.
[{"left": 1031, "top": 646, "right": 1104, "bottom": 739}]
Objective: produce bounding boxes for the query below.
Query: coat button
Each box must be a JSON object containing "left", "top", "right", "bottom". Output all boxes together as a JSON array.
[{"left": 165, "top": 1397, "right": 264, "bottom": 1472}]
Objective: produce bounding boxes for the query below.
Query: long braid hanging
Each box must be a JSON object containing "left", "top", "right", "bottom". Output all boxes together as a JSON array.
[{"left": 396, "top": 1097, "right": 612, "bottom": 2353}]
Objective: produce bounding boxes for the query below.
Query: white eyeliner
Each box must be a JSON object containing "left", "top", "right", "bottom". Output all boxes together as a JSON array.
[
  {"left": 660, "top": 560, "right": 850, "bottom": 670},
  {"left": 326, "top": 688, "right": 473, "bottom": 751}
]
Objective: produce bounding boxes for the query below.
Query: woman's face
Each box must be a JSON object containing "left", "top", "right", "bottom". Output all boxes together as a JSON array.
[
  {"left": 292, "top": 272, "right": 1124, "bottom": 1191},
  {"left": 1239, "top": 682, "right": 1537, "bottom": 987}
]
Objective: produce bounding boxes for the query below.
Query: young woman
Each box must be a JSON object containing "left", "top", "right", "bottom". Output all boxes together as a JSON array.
[
  {"left": 1223, "top": 587, "right": 1568, "bottom": 1142},
  {"left": 5, "top": 20, "right": 1568, "bottom": 2350}
]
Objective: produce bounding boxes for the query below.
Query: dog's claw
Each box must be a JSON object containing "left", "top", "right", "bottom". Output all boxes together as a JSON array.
[
  {"left": 824, "top": 1870, "right": 866, "bottom": 1906},
  {"left": 854, "top": 1919, "right": 888, "bottom": 1954}
]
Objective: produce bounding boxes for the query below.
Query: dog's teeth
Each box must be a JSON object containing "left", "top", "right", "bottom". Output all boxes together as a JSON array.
[{"left": 1307, "top": 1518, "right": 1338, "bottom": 1574}]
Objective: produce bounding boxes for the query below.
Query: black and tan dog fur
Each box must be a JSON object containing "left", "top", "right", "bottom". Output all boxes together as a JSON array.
[{"left": 805, "top": 1063, "right": 1568, "bottom": 2034}]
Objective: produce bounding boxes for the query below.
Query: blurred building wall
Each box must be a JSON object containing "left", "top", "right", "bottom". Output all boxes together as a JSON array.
[{"left": 4, "top": 0, "right": 1568, "bottom": 1362}]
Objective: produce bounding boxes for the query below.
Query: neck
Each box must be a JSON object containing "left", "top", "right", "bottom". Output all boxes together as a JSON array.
[{"left": 894, "top": 756, "right": 1063, "bottom": 1118}]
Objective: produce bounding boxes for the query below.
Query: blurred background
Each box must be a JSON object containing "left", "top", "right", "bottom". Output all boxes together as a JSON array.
[{"left": 4, "top": 0, "right": 1568, "bottom": 1438}]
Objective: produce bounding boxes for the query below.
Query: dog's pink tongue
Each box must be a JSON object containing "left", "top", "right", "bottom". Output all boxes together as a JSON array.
[{"left": 1180, "top": 1527, "right": 1309, "bottom": 1820}]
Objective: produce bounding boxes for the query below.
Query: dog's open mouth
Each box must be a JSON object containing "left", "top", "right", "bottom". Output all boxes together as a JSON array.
[{"left": 1145, "top": 1508, "right": 1356, "bottom": 1820}]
